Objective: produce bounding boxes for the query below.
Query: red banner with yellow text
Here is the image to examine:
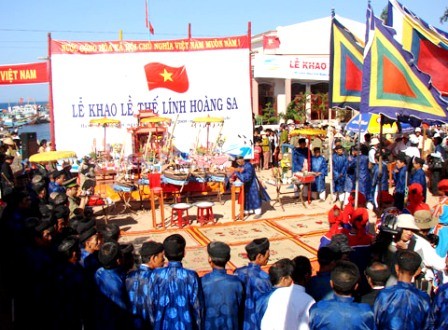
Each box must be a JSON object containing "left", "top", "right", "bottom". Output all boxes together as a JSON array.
[
  {"left": 0, "top": 62, "right": 48, "bottom": 85},
  {"left": 50, "top": 36, "right": 249, "bottom": 55}
]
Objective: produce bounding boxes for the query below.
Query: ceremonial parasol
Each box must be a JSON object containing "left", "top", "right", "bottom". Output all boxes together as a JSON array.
[
  {"left": 289, "top": 128, "right": 327, "bottom": 136},
  {"left": 139, "top": 116, "right": 171, "bottom": 124},
  {"left": 192, "top": 115, "right": 224, "bottom": 154},
  {"left": 89, "top": 117, "right": 121, "bottom": 153},
  {"left": 29, "top": 150, "right": 77, "bottom": 163}
]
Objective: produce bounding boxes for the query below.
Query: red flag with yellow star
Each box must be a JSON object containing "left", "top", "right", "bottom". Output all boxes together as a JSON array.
[{"left": 144, "top": 62, "right": 189, "bottom": 93}]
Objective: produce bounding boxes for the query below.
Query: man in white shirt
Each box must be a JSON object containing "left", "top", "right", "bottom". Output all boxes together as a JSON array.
[
  {"left": 261, "top": 256, "right": 315, "bottom": 330},
  {"left": 368, "top": 137, "right": 379, "bottom": 165},
  {"left": 415, "top": 128, "right": 424, "bottom": 154},
  {"left": 393, "top": 135, "right": 408, "bottom": 157},
  {"left": 384, "top": 214, "right": 447, "bottom": 287},
  {"left": 405, "top": 135, "right": 421, "bottom": 159}
]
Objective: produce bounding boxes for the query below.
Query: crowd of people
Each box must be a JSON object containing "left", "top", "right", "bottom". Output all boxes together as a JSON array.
[{"left": 0, "top": 121, "right": 448, "bottom": 329}]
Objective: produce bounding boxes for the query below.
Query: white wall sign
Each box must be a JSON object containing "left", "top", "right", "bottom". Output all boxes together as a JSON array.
[{"left": 254, "top": 54, "right": 329, "bottom": 81}]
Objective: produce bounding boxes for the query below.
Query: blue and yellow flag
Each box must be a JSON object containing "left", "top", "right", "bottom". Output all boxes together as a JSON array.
[
  {"left": 329, "top": 16, "right": 364, "bottom": 110},
  {"left": 360, "top": 6, "right": 448, "bottom": 122},
  {"left": 386, "top": 0, "right": 448, "bottom": 95}
]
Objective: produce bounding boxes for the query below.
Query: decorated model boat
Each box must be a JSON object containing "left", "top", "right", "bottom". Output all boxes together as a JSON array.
[
  {"left": 208, "top": 171, "right": 227, "bottom": 183},
  {"left": 162, "top": 170, "right": 190, "bottom": 186}
]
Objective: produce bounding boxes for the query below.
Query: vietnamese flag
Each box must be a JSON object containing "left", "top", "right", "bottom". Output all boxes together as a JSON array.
[
  {"left": 263, "top": 35, "right": 280, "bottom": 50},
  {"left": 144, "top": 62, "right": 189, "bottom": 93}
]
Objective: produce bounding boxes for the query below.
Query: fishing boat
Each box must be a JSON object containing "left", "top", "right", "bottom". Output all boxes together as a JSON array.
[{"left": 0, "top": 113, "right": 39, "bottom": 128}]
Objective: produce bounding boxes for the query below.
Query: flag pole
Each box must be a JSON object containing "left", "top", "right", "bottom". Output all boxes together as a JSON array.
[
  {"left": 329, "top": 107, "right": 334, "bottom": 200},
  {"left": 378, "top": 113, "right": 384, "bottom": 210},
  {"left": 47, "top": 32, "right": 56, "bottom": 151},
  {"left": 355, "top": 113, "right": 361, "bottom": 208}
]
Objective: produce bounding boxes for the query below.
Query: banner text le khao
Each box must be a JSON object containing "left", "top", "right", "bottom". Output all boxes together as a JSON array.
[{"left": 0, "top": 62, "right": 48, "bottom": 85}]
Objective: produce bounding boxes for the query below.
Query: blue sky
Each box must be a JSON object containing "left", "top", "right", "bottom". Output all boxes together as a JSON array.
[{"left": 0, "top": 0, "right": 446, "bottom": 103}]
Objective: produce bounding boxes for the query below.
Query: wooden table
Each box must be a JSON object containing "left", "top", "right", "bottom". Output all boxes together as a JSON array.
[{"left": 231, "top": 184, "right": 244, "bottom": 221}]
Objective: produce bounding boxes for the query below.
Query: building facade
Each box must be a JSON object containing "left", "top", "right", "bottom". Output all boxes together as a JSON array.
[{"left": 251, "top": 15, "right": 364, "bottom": 123}]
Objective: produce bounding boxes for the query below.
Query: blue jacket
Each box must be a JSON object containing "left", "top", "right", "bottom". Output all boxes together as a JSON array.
[
  {"left": 310, "top": 294, "right": 374, "bottom": 330},
  {"left": 126, "top": 264, "right": 154, "bottom": 328},
  {"left": 372, "top": 161, "right": 389, "bottom": 192},
  {"left": 235, "top": 161, "right": 270, "bottom": 212},
  {"left": 234, "top": 263, "right": 272, "bottom": 330},
  {"left": 374, "top": 281, "right": 433, "bottom": 330},
  {"left": 433, "top": 282, "right": 448, "bottom": 329},
  {"left": 333, "top": 153, "right": 348, "bottom": 193},
  {"left": 393, "top": 166, "right": 407, "bottom": 194},
  {"left": 149, "top": 261, "right": 203, "bottom": 330},
  {"left": 201, "top": 268, "right": 244, "bottom": 330},
  {"left": 410, "top": 168, "right": 427, "bottom": 201},
  {"left": 311, "top": 155, "right": 327, "bottom": 193}
]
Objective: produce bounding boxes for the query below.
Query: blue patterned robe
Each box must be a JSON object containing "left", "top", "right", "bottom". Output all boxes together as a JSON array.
[
  {"left": 433, "top": 282, "right": 448, "bottom": 329},
  {"left": 393, "top": 166, "right": 407, "bottom": 194},
  {"left": 292, "top": 147, "right": 307, "bottom": 172},
  {"left": 126, "top": 264, "right": 154, "bottom": 329},
  {"left": 358, "top": 154, "right": 372, "bottom": 201},
  {"left": 371, "top": 161, "right": 389, "bottom": 192},
  {"left": 149, "top": 261, "right": 203, "bottom": 330},
  {"left": 94, "top": 267, "right": 130, "bottom": 329},
  {"left": 346, "top": 155, "right": 357, "bottom": 192},
  {"left": 410, "top": 168, "right": 427, "bottom": 201},
  {"left": 374, "top": 281, "right": 433, "bottom": 330},
  {"left": 311, "top": 155, "right": 327, "bottom": 193},
  {"left": 235, "top": 161, "right": 270, "bottom": 213},
  {"left": 333, "top": 153, "right": 348, "bottom": 193},
  {"left": 254, "top": 287, "right": 277, "bottom": 329},
  {"left": 201, "top": 268, "right": 244, "bottom": 330},
  {"left": 234, "top": 263, "right": 272, "bottom": 330},
  {"left": 309, "top": 294, "right": 374, "bottom": 330}
]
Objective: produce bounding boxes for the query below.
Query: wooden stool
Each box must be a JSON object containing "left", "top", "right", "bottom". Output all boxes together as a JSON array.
[
  {"left": 170, "top": 203, "right": 192, "bottom": 228},
  {"left": 150, "top": 187, "right": 165, "bottom": 229},
  {"left": 195, "top": 201, "right": 215, "bottom": 225}
]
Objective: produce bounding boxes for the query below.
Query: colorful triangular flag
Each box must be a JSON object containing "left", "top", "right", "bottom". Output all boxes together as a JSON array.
[
  {"left": 329, "top": 16, "right": 364, "bottom": 110},
  {"left": 387, "top": 0, "right": 448, "bottom": 95},
  {"left": 360, "top": 7, "right": 448, "bottom": 123}
]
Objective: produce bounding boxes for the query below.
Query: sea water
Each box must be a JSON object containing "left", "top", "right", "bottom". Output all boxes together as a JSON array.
[{"left": 18, "top": 123, "right": 51, "bottom": 142}]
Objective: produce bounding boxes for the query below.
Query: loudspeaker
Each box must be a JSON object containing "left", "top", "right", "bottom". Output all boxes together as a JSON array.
[{"left": 20, "top": 132, "right": 39, "bottom": 159}]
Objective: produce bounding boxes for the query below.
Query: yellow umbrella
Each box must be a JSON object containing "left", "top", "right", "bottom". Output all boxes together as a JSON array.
[
  {"left": 29, "top": 150, "right": 77, "bottom": 163},
  {"left": 140, "top": 116, "right": 171, "bottom": 124},
  {"left": 192, "top": 116, "right": 225, "bottom": 153},
  {"left": 289, "top": 128, "right": 327, "bottom": 137},
  {"left": 193, "top": 116, "right": 224, "bottom": 124},
  {"left": 89, "top": 117, "right": 121, "bottom": 126},
  {"left": 89, "top": 117, "right": 121, "bottom": 153}
]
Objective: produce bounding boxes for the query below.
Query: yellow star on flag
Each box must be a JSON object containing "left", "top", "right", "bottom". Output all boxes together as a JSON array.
[{"left": 160, "top": 69, "right": 173, "bottom": 82}]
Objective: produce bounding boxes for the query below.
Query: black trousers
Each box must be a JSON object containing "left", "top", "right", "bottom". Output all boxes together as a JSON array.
[{"left": 394, "top": 192, "right": 405, "bottom": 211}]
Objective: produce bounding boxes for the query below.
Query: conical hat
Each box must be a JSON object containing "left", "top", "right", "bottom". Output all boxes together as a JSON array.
[{"left": 2, "top": 137, "right": 14, "bottom": 145}]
